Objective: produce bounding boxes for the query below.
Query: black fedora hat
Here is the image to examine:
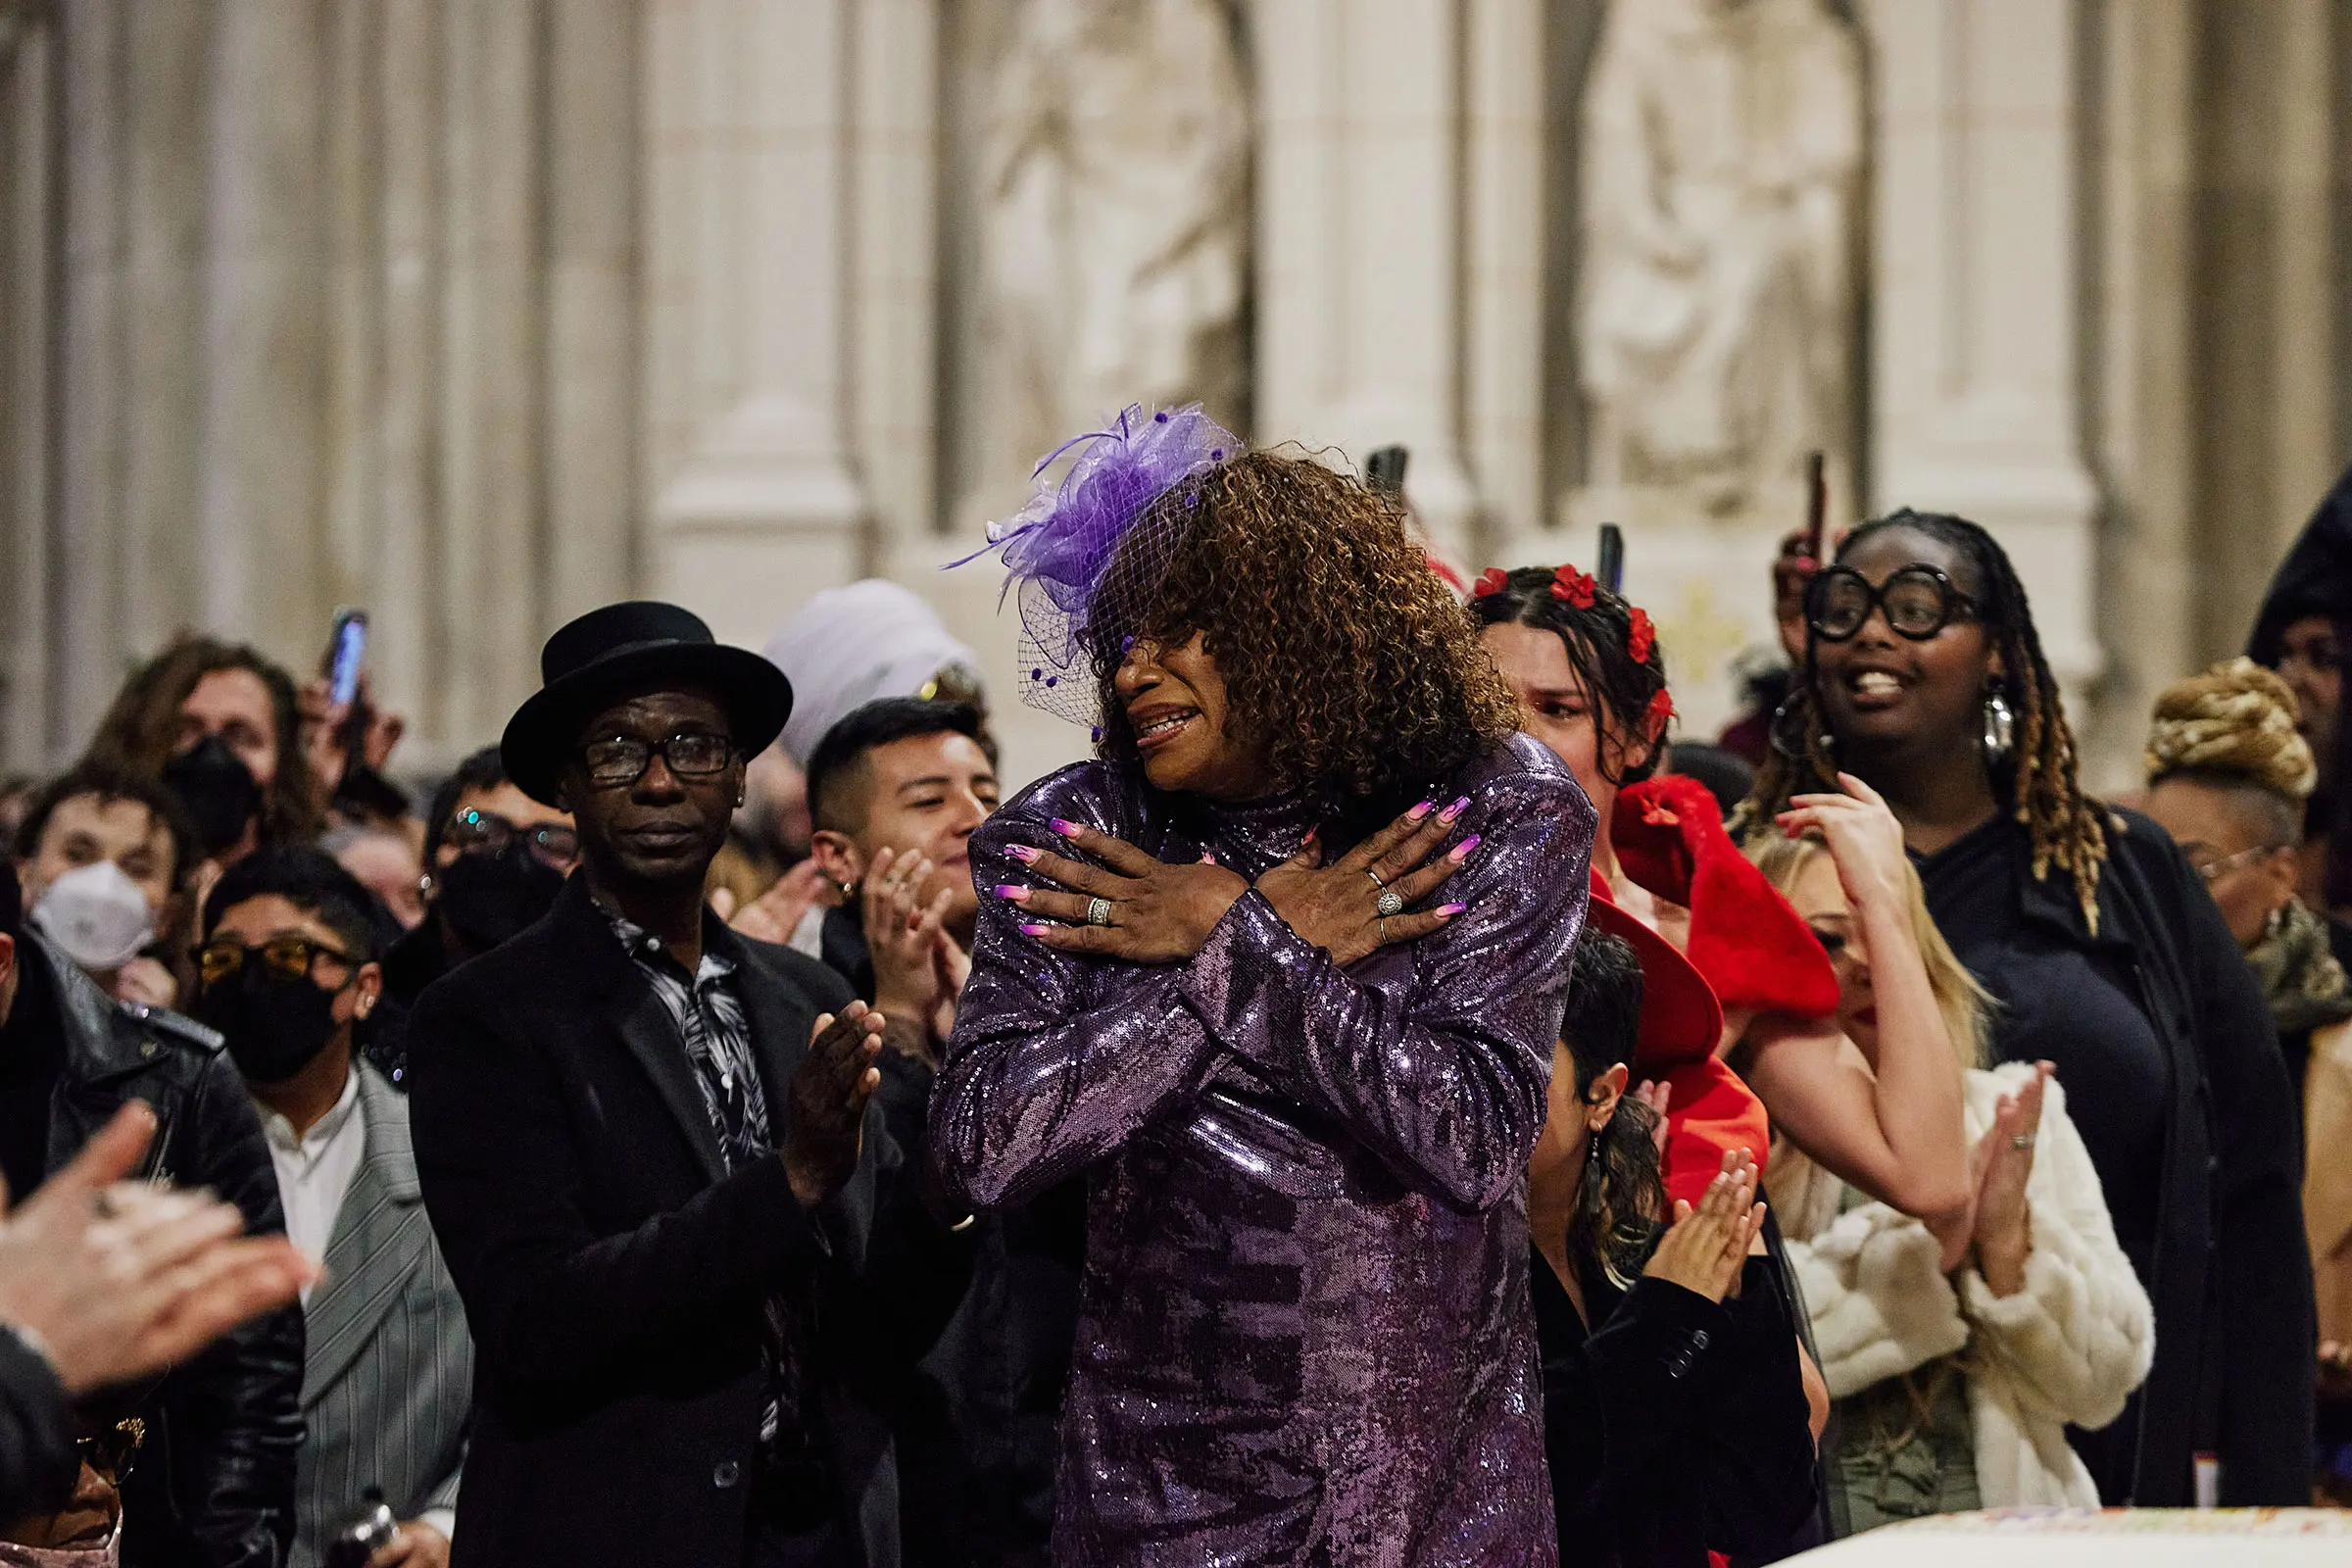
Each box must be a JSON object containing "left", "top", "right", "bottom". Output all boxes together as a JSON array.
[{"left": 501, "top": 601, "right": 793, "bottom": 805}]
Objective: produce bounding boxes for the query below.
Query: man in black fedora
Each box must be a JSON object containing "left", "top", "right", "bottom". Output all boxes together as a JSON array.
[{"left": 407, "top": 602, "right": 969, "bottom": 1568}]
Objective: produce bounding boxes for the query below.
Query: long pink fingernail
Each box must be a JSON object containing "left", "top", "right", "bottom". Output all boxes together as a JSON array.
[
  {"left": 1051, "top": 818, "right": 1081, "bottom": 837},
  {"left": 1406, "top": 800, "right": 1434, "bottom": 821},
  {"left": 1020, "top": 922, "right": 1052, "bottom": 937},
  {"left": 1007, "top": 844, "right": 1040, "bottom": 864},
  {"left": 1439, "top": 796, "right": 1472, "bottom": 822},
  {"left": 994, "top": 885, "right": 1029, "bottom": 904},
  {"left": 1447, "top": 834, "right": 1481, "bottom": 861},
  {"left": 1437, "top": 903, "right": 1467, "bottom": 917}
]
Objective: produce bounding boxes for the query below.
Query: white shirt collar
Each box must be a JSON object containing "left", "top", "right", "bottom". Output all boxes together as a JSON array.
[{"left": 261, "top": 1064, "right": 362, "bottom": 1160}]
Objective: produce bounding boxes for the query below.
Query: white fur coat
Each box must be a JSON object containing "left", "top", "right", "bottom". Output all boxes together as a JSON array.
[{"left": 1778, "top": 1063, "right": 2156, "bottom": 1507}]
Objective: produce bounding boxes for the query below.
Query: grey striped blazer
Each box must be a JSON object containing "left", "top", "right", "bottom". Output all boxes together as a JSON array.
[{"left": 291, "top": 1061, "right": 472, "bottom": 1567}]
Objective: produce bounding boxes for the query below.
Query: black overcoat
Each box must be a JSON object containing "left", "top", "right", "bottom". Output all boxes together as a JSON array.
[{"left": 408, "top": 876, "right": 966, "bottom": 1568}]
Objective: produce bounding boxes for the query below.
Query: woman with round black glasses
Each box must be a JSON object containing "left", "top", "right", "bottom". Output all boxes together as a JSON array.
[{"left": 1740, "top": 508, "right": 2314, "bottom": 1507}]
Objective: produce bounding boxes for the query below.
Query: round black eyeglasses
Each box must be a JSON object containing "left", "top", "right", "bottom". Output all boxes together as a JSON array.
[{"left": 1806, "top": 564, "right": 1979, "bottom": 643}]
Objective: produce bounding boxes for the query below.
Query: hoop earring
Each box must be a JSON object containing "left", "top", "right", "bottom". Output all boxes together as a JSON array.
[
  {"left": 1768, "top": 692, "right": 1830, "bottom": 763},
  {"left": 1982, "top": 689, "right": 2015, "bottom": 765}
]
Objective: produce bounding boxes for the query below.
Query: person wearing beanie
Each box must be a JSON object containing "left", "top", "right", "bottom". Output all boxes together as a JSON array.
[{"left": 2143, "top": 657, "right": 2352, "bottom": 1500}]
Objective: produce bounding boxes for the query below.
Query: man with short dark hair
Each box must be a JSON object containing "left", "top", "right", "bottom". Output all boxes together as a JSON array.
[
  {"left": 15, "top": 764, "right": 199, "bottom": 1007},
  {"left": 368, "top": 748, "right": 577, "bottom": 1084},
  {"left": 803, "top": 699, "right": 1076, "bottom": 1568},
  {"left": 804, "top": 700, "right": 997, "bottom": 1064},
  {"left": 0, "top": 858, "right": 303, "bottom": 1566},
  {"left": 409, "top": 602, "right": 966, "bottom": 1568},
  {"left": 196, "top": 847, "right": 472, "bottom": 1568}
]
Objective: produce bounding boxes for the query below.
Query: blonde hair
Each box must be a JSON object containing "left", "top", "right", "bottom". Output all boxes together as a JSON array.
[
  {"left": 2144, "top": 657, "right": 2315, "bottom": 803},
  {"left": 1745, "top": 833, "right": 1990, "bottom": 1213},
  {"left": 1746, "top": 834, "right": 1988, "bottom": 1080}
]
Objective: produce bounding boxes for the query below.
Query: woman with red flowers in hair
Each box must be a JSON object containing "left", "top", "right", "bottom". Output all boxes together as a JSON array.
[{"left": 1471, "top": 566, "right": 1973, "bottom": 1246}]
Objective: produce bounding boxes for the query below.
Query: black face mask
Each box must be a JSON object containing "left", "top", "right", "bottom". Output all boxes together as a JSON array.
[
  {"left": 199, "top": 962, "right": 345, "bottom": 1084},
  {"left": 435, "top": 841, "right": 566, "bottom": 953},
  {"left": 164, "top": 735, "right": 263, "bottom": 857}
]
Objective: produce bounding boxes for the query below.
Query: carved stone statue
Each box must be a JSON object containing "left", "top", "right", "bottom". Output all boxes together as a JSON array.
[
  {"left": 972, "top": 0, "right": 1249, "bottom": 501},
  {"left": 1578, "top": 0, "right": 1862, "bottom": 514}
]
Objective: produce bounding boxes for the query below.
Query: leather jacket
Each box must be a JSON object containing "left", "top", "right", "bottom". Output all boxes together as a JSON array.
[{"left": 27, "top": 932, "right": 304, "bottom": 1567}]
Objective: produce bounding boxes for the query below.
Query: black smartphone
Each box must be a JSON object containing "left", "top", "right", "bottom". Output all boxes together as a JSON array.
[
  {"left": 1365, "top": 445, "right": 1409, "bottom": 498},
  {"left": 325, "top": 610, "right": 368, "bottom": 709},
  {"left": 1804, "top": 451, "right": 1827, "bottom": 562}
]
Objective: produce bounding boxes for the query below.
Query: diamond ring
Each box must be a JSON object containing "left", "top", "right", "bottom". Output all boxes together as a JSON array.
[
  {"left": 1376, "top": 890, "right": 1405, "bottom": 918},
  {"left": 1086, "top": 896, "right": 1114, "bottom": 927}
]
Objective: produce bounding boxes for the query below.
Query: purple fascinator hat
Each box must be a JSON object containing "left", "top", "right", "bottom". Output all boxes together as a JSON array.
[{"left": 954, "top": 403, "right": 1241, "bottom": 726}]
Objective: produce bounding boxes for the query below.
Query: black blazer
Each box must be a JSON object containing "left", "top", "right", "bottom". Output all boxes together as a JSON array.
[{"left": 407, "top": 877, "right": 964, "bottom": 1568}]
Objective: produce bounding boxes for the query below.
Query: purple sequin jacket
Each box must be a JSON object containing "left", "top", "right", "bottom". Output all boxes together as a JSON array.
[{"left": 931, "top": 732, "right": 1593, "bottom": 1565}]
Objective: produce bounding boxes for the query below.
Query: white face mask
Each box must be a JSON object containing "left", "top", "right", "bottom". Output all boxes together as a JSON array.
[{"left": 29, "top": 860, "right": 158, "bottom": 972}]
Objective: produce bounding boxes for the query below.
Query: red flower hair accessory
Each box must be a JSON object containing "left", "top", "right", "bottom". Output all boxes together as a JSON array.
[
  {"left": 1627, "top": 607, "right": 1657, "bottom": 664},
  {"left": 1644, "top": 688, "right": 1676, "bottom": 729},
  {"left": 1472, "top": 567, "right": 1509, "bottom": 599},
  {"left": 1551, "top": 565, "right": 1596, "bottom": 608}
]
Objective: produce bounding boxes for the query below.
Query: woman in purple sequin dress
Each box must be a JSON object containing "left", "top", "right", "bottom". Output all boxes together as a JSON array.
[{"left": 931, "top": 416, "right": 1593, "bottom": 1564}]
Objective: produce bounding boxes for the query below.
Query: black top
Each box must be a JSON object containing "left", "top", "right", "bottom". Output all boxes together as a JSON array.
[
  {"left": 1918, "top": 810, "right": 2314, "bottom": 1505},
  {"left": 1533, "top": 1249, "right": 1816, "bottom": 1568},
  {"left": 0, "top": 954, "right": 63, "bottom": 1203},
  {"left": 1920, "top": 818, "right": 2169, "bottom": 1287},
  {"left": 816, "top": 904, "right": 1081, "bottom": 1567}
]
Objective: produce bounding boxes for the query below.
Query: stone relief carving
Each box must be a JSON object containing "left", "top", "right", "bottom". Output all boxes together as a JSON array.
[
  {"left": 972, "top": 0, "right": 1249, "bottom": 501},
  {"left": 1578, "top": 0, "right": 1862, "bottom": 515}
]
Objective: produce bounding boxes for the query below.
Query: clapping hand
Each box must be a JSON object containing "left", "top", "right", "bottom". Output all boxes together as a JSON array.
[
  {"left": 1969, "top": 1061, "right": 2049, "bottom": 1297},
  {"left": 1643, "top": 1148, "right": 1764, "bottom": 1304},
  {"left": 862, "top": 847, "right": 957, "bottom": 1053},
  {"left": 1253, "top": 798, "right": 1475, "bottom": 966},
  {"left": 997, "top": 820, "right": 1248, "bottom": 963},
  {"left": 782, "top": 1004, "right": 885, "bottom": 1207},
  {"left": 0, "top": 1102, "right": 316, "bottom": 1395}
]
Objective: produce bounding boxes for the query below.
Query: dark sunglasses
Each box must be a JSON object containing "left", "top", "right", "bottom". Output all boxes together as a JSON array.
[
  {"left": 195, "top": 935, "right": 356, "bottom": 991},
  {"left": 445, "top": 808, "right": 580, "bottom": 868},
  {"left": 79, "top": 1417, "right": 145, "bottom": 1486},
  {"left": 1807, "top": 564, "right": 1979, "bottom": 643},
  {"left": 577, "top": 731, "right": 735, "bottom": 790}
]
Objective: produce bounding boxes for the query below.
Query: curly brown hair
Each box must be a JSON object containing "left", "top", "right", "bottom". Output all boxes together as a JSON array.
[{"left": 1084, "top": 449, "right": 1521, "bottom": 814}]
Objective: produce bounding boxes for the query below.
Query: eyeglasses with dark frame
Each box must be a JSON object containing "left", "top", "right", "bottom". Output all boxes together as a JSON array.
[
  {"left": 195, "top": 934, "right": 358, "bottom": 991},
  {"left": 444, "top": 808, "right": 581, "bottom": 868},
  {"left": 1806, "top": 564, "right": 1981, "bottom": 643},
  {"left": 576, "top": 731, "right": 737, "bottom": 790}
]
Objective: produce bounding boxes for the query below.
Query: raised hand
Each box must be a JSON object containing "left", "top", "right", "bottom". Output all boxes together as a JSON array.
[
  {"left": 1642, "top": 1148, "right": 1763, "bottom": 1304},
  {"left": 996, "top": 820, "right": 1248, "bottom": 963},
  {"left": 1253, "top": 797, "right": 1474, "bottom": 966},
  {"left": 728, "top": 858, "right": 831, "bottom": 947},
  {"left": 1631, "top": 1078, "right": 1674, "bottom": 1160},
  {"left": 1970, "top": 1061, "right": 2049, "bottom": 1297},
  {"left": 1777, "top": 772, "right": 1912, "bottom": 914},
  {"left": 0, "top": 1102, "right": 316, "bottom": 1395},
  {"left": 862, "top": 847, "right": 956, "bottom": 1048},
  {"left": 782, "top": 1003, "right": 885, "bottom": 1207}
]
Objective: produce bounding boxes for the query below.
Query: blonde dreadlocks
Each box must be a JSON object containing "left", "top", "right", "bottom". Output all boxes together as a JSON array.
[{"left": 1740, "top": 510, "right": 2111, "bottom": 931}]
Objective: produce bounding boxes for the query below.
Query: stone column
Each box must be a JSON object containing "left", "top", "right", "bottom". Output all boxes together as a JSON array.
[
  {"left": 1864, "top": 0, "right": 2101, "bottom": 696},
  {"left": 0, "top": 14, "right": 56, "bottom": 765},
  {"left": 1254, "top": 0, "right": 1479, "bottom": 556},
  {"left": 851, "top": 0, "right": 939, "bottom": 569},
  {"left": 645, "top": 0, "right": 868, "bottom": 653},
  {"left": 198, "top": 0, "right": 329, "bottom": 669},
  {"left": 545, "top": 0, "right": 639, "bottom": 627},
  {"left": 1462, "top": 0, "right": 1548, "bottom": 554}
]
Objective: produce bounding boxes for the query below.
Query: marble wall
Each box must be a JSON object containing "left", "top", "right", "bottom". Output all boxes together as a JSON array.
[{"left": 0, "top": 0, "right": 2346, "bottom": 794}]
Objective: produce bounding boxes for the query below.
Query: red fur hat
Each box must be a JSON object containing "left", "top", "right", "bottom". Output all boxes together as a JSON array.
[{"left": 1611, "top": 775, "right": 1839, "bottom": 1021}]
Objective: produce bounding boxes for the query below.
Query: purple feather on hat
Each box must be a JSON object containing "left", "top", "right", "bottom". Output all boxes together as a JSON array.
[{"left": 950, "top": 404, "right": 1240, "bottom": 723}]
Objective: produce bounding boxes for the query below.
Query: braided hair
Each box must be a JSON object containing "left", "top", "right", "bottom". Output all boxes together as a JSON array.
[
  {"left": 1740, "top": 509, "right": 2110, "bottom": 929},
  {"left": 1466, "top": 564, "right": 1673, "bottom": 788}
]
